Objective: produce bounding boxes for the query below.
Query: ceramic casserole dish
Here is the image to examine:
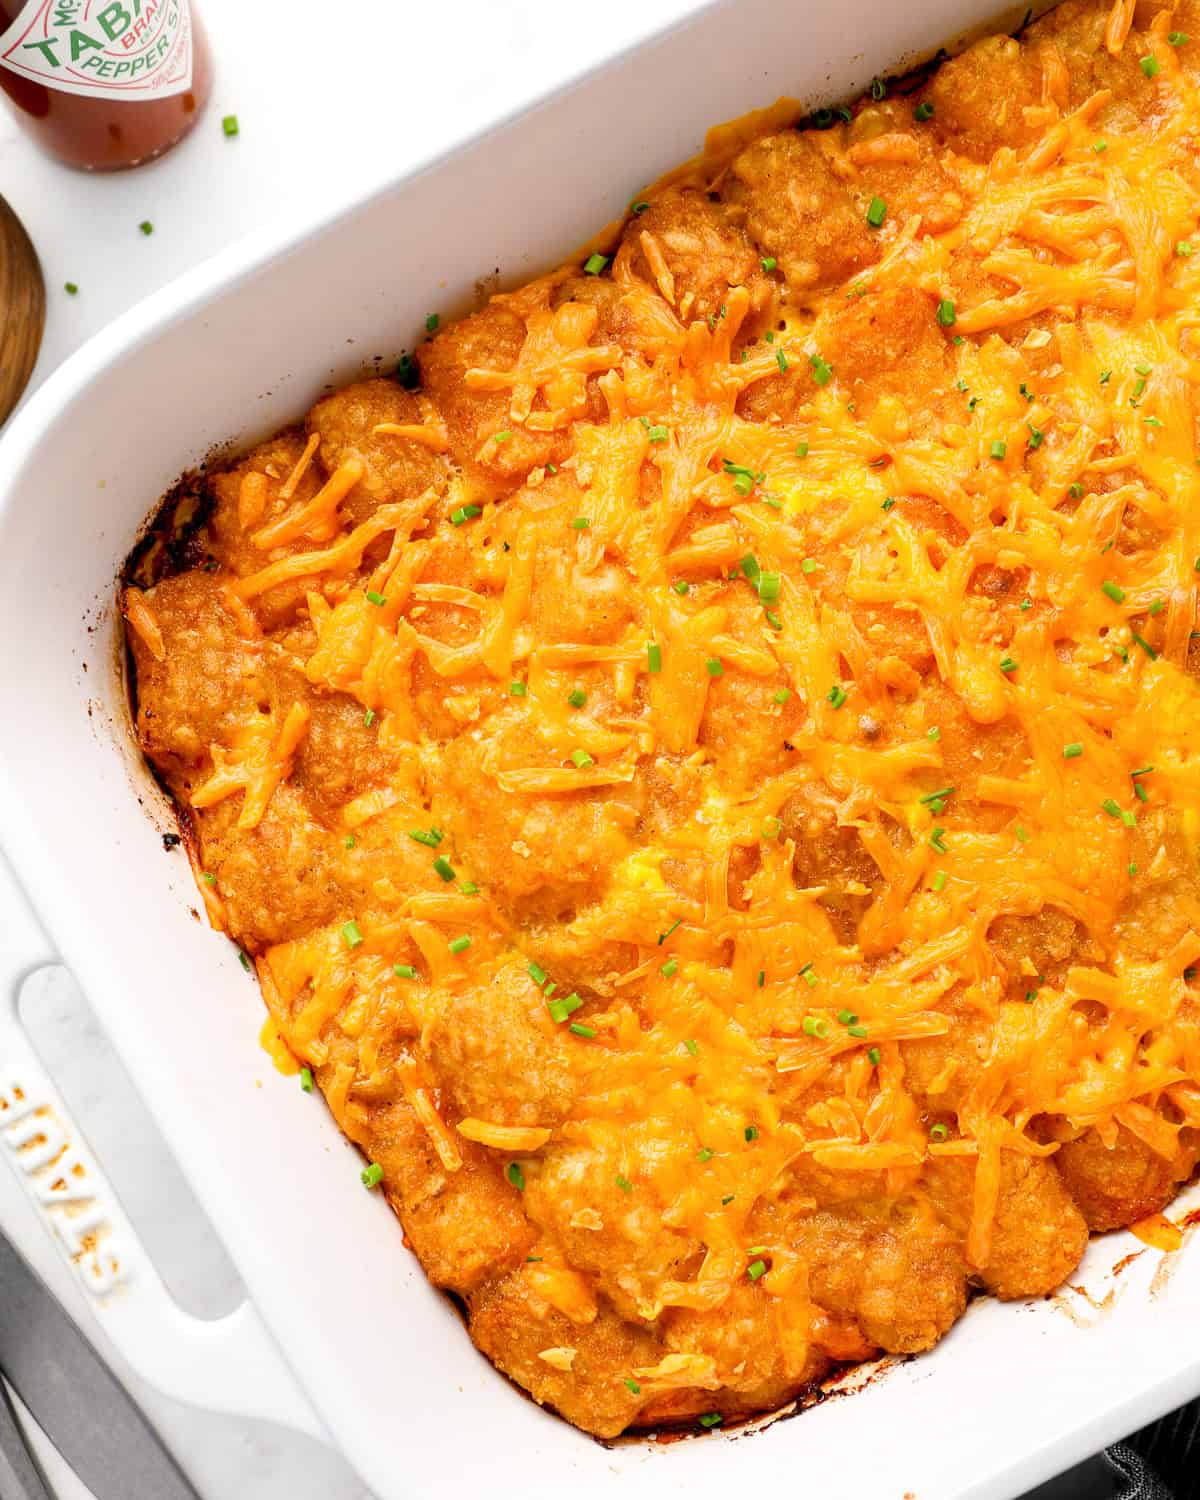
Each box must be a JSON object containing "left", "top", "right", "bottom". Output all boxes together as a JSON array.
[{"left": 2, "top": 0, "right": 1200, "bottom": 1495}]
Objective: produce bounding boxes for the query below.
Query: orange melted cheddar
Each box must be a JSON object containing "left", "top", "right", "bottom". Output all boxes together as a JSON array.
[{"left": 126, "top": 0, "right": 1200, "bottom": 1438}]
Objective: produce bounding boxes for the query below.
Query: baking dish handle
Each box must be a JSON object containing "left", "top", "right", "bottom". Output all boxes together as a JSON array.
[{"left": 0, "top": 848, "right": 326, "bottom": 1442}]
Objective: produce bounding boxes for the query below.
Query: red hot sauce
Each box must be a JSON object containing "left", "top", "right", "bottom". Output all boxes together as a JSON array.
[{"left": 0, "top": 1, "right": 212, "bottom": 170}]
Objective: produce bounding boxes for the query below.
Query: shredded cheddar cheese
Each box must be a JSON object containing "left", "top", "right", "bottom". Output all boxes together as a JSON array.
[{"left": 124, "top": 0, "right": 1200, "bottom": 1441}]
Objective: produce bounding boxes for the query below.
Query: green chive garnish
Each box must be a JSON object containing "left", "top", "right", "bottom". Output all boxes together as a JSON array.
[
  {"left": 362, "top": 1162, "right": 383, "bottom": 1188},
  {"left": 567, "top": 688, "right": 587, "bottom": 708},
  {"left": 394, "top": 964, "right": 417, "bottom": 979},
  {"left": 507, "top": 1162, "right": 526, "bottom": 1190},
  {"left": 583, "top": 252, "right": 609, "bottom": 275},
  {"left": 1063, "top": 743, "right": 1083, "bottom": 758},
  {"left": 342, "top": 920, "right": 363, "bottom": 948},
  {"left": 936, "top": 299, "right": 956, "bottom": 327},
  {"left": 647, "top": 642, "right": 662, "bottom": 674},
  {"left": 433, "top": 855, "right": 455, "bottom": 882},
  {"left": 222, "top": 114, "right": 239, "bottom": 137},
  {"left": 300, "top": 1067, "right": 313, "bottom": 1092},
  {"left": 449, "top": 935, "right": 471, "bottom": 955},
  {"left": 1141, "top": 54, "right": 1161, "bottom": 77}
]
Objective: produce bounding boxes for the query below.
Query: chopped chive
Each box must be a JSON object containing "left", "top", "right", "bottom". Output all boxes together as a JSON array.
[
  {"left": 1148, "top": 598, "right": 1166, "bottom": 616},
  {"left": 837, "top": 1010, "right": 857, "bottom": 1026},
  {"left": 696, "top": 1147, "right": 715, "bottom": 1162},
  {"left": 433, "top": 855, "right": 456, "bottom": 882},
  {"left": 761, "top": 256, "right": 777, "bottom": 272},
  {"left": 365, "top": 589, "right": 387, "bottom": 607},
  {"left": 936, "top": 298, "right": 956, "bottom": 327},
  {"left": 759, "top": 570, "right": 783, "bottom": 600},
  {"left": 761, "top": 816, "right": 782, "bottom": 841},
  {"left": 1102, "top": 580, "right": 1126, "bottom": 603},
  {"left": 929, "top": 1122, "right": 950, "bottom": 1143},
  {"left": 828, "top": 684, "right": 848, "bottom": 709},
  {"left": 459, "top": 879, "right": 479, "bottom": 894},
  {"left": 1026, "top": 423, "right": 1044, "bottom": 449},
  {"left": 342, "top": 920, "right": 363, "bottom": 949},
  {"left": 1131, "top": 631, "right": 1158, "bottom": 659},
  {"left": 624, "top": 1377, "right": 641, "bottom": 1394},
  {"left": 361, "top": 1162, "right": 383, "bottom": 1188},
  {"left": 927, "top": 725, "right": 941, "bottom": 740},
  {"left": 809, "top": 353, "right": 833, "bottom": 385},
  {"left": 672, "top": 579, "right": 690, "bottom": 594},
  {"left": 739, "top": 552, "right": 760, "bottom": 582},
  {"left": 64, "top": 281, "right": 79, "bottom": 295},
  {"left": 202, "top": 872, "right": 216, "bottom": 885},
  {"left": 1093, "top": 140, "right": 1108, "bottom": 154},
  {"left": 776, "top": 348, "right": 790, "bottom": 373},
  {"left": 363, "top": 708, "right": 376, "bottom": 728},
  {"left": 868, "top": 1046, "right": 881, "bottom": 1066},
  {"left": 733, "top": 472, "right": 754, "bottom": 496},
  {"left": 569, "top": 1022, "right": 597, "bottom": 1038},
  {"left": 409, "top": 827, "right": 442, "bottom": 847},
  {"left": 757, "top": 970, "right": 766, "bottom": 988},
  {"left": 795, "top": 441, "right": 809, "bottom": 458},
  {"left": 221, "top": 113, "right": 239, "bottom": 137},
  {"left": 1169, "top": 30, "right": 1189, "bottom": 44},
  {"left": 1140, "top": 54, "right": 1161, "bottom": 77},
  {"left": 1177, "top": 241, "right": 1194, "bottom": 257},
  {"left": 698, "top": 1414, "right": 723, "bottom": 1430},
  {"left": 932, "top": 870, "right": 948, "bottom": 892},
  {"left": 745, "top": 1125, "right": 759, "bottom": 1141},
  {"left": 799, "top": 558, "right": 817, "bottom": 576},
  {"left": 658, "top": 917, "right": 683, "bottom": 945},
  {"left": 138, "top": 219, "right": 154, "bottom": 236},
  {"left": 393, "top": 964, "right": 417, "bottom": 979},
  {"left": 1100, "top": 369, "right": 1112, "bottom": 384},
  {"left": 661, "top": 958, "right": 679, "bottom": 978},
  {"left": 706, "top": 657, "right": 724, "bottom": 677},
  {"left": 571, "top": 749, "right": 594, "bottom": 768},
  {"left": 915, "top": 101, "right": 934, "bottom": 121},
  {"left": 1101, "top": 798, "right": 1122, "bottom": 818},
  {"left": 616, "top": 1173, "right": 634, "bottom": 1194},
  {"left": 1145, "top": 416, "right": 1164, "bottom": 429},
  {"left": 1063, "top": 742, "right": 1084, "bottom": 759},
  {"left": 450, "top": 504, "right": 482, "bottom": 525},
  {"left": 802, "top": 1015, "right": 829, "bottom": 1037},
  {"left": 300, "top": 1067, "right": 313, "bottom": 1092},
  {"left": 882, "top": 498, "right": 898, "bottom": 512},
  {"left": 999, "top": 656, "right": 1018, "bottom": 673},
  {"left": 647, "top": 424, "right": 668, "bottom": 443},
  {"left": 239, "top": 951, "right": 252, "bottom": 972},
  {"left": 764, "top": 609, "right": 783, "bottom": 631},
  {"left": 919, "top": 786, "right": 955, "bottom": 805},
  {"left": 506, "top": 1161, "right": 526, "bottom": 1191},
  {"left": 567, "top": 687, "right": 587, "bottom": 708},
  {"left": 548, "top": 993, "right": 583, "bottom": 1023},
  {"left": 1134, "top": 780, "right": 1149, "bottom": 803},
  {"left": 773, "top": 688, "right": 791, "bottom": 705},
  {"left": 684, "top": 1038, "right": 699, "bottom": 1056},
  {"left": 929, "top": 828, "right": 948, "bottom": 854},
  {"left": 510, "top": 679, "right": 527, "bottom": 696},
  {"left": 583, "top": 252, "right": 609, "bottom": 275},
  {"left": 528, "top": 961, "right": 548, "bottom": 985},
  {"left": 747, "top": 1258, "right": 768, "bottom": 1281},
  {"left": 847, "top": 1023, "right": 869, "bottom": 1039},
  {"left": 449, "top": 935, "right": 472, "bottom": 955},
  {"left": 990, "top": 440, "right": 1007, "bottom": 460}
]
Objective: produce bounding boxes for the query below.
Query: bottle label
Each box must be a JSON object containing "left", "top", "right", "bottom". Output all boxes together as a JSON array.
[{"left": 0, "top": 0, "right": 193, "bottom": 102}]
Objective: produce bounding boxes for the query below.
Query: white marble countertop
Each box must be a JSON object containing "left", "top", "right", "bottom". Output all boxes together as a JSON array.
[{"left": 0, "top": 0, "right": 695, "bottom": 1494}]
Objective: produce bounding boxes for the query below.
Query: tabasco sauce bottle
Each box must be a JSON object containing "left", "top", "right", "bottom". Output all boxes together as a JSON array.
[{"left": 0, "top": 1, "right": 213, "bottom": 170}]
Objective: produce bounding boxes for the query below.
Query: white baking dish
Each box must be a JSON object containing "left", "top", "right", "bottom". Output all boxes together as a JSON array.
[{"left": 2, "top": 0, "right": 1199, "bottom": 1495}]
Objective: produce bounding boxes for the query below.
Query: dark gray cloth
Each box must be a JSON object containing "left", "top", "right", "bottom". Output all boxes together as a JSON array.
[{"left": 1025, "top": 1404, "right": 1200, "bottom": 1500}]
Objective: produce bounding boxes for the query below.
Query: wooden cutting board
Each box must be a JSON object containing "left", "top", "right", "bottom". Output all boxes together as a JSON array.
[{"left": 0, "top": 196, "right": 44, "bottom": 427}]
